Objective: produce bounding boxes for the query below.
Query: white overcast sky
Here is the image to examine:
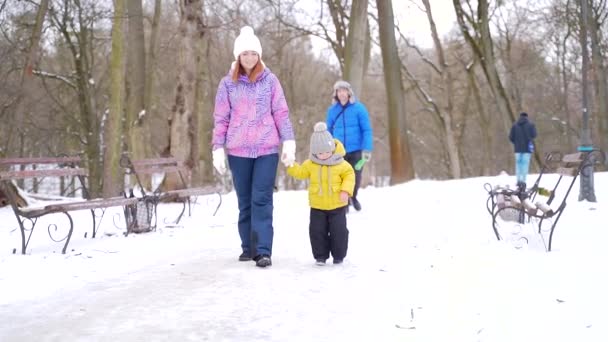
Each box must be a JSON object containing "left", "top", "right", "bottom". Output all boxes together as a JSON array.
[
  {"left": 300, "top": 0, "right": 457, "bottom": 61},
  {"left": 394, "top": 0, "right": 457, "bottom": 47}
]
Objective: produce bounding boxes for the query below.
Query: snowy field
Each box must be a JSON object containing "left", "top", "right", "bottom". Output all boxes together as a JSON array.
[{"left": 0, "top": 172, "right": 607, "bottom": 342}]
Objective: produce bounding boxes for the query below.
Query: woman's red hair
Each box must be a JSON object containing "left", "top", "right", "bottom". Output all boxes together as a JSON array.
[{"left": 232, "top": 58, "right": 264, "bottom": 82}]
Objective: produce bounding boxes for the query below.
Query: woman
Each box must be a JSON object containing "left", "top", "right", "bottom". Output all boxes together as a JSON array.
[
  {"left": 211, "top": 26, "right": 296, "bottom": 268},
  {"left": 326, "top": 80, "right": 373, "bottom": 211}
]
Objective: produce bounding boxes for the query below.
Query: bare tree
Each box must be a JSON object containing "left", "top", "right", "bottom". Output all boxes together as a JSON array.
[
  {"left": 588, "top": 1, "right": 608, "bottom": 151},
  {"left": 46, "top": 0, "right": 106, "bottom": 196},
  {"left": 126, "top": 0, "right": 149, "bottom": 162},
  {"left": 7, "top": 0, "right": 48, "bottom": 161},
  {"left": 376, "top": 0, "right": 414, "bottom": 184},
  {"left": 0, "top": 0, "right": 48, "bottom": 190},
  {"left": 420, "top": 0, "right": 461, "bottom": 178},
  {"left": 165, "top": 0, "right": 206, "bottom": 190},
  {"left": 144, "top": 0, "right": 162, "bottom": 142},
  {"left": 343, "top": 0, "right": 368, "bottom": 96},
  {"left": 103, "top": 0, "right": 126, "bottom": 197},
  {"left": 453, "top": 0, "right": 544, "bottom": 168}
]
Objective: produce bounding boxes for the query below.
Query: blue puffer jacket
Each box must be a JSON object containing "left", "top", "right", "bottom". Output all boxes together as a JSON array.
[{"left": 326, "top": 101, "right": 373, "bottom": 153}]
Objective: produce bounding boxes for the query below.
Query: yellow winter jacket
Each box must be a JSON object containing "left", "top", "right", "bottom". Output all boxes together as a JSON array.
[{"left": 287, "top": 139, "right": 355, "bottom": 210}]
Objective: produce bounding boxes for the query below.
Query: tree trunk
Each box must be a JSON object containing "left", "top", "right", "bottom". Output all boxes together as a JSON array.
[
  {"left": 126, "top": 0, "right": 149, "bottom": 162},
  {"left": 467, "top": 63, "right": 492, "bottom": 175},
  {"left": 343, "top": 0, "right": 368, "bottom": 97},
  {"left": 422, "top": 0, "right": 461, "bottom": 178},
  {"left": 144, "top": 0, "right": 162, "bottom": 153},
  {"left": 8, "top": 0, "right": 48, "bottom": 188},
  {"left": 103, "top": 0, "right": 126, "bottom": 198},
  {"left": 47, "top": 1, "right": 103, "bottom": 197},
  {"left": 5, "top": 0, "right": 49, "bottom": 188},
  {"left": 8, "top": 0, "right": 48, "bottom": 151},
  {"left": 199, "top": 22, "right": 216, "bottom": 186},
  {"left": 165, "top": 0, "right": 205, "bottom": 190},
  {"left": 326, "top": 0, "right": 348, "bottom": 73},
  {"left": 557, "top": 33, "right": 574, "bottom": 151},
  {"left": 376, "top": 0, "right": 415, "bottom": 184},
  {"left": 588, "top": 8, "right": 608, "bottom": 151},
  {"left": 190, "top": 22, "right": 208, "bottom": 187},
  {"left": 452, "top": 0, "right": 542, "bottom": 170}
]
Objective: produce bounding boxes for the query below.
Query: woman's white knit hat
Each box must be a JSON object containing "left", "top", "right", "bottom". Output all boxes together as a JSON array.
[
  {"left": 310, "top": 122, "right": 336, "bottom": 155},
  {"left": 233, "top": 26, "right": 262, "bottom": 60}
]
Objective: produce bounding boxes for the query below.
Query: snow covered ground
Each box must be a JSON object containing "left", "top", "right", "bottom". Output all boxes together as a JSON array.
[{"left": 0, "top": 172, "right": 607, "bottom": 341}]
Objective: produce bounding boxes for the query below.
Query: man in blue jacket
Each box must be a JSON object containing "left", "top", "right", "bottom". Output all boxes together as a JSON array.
[
  {"left": 326, "top": 80, "right": 373, "bottom": 211},
  {"left": 509, "top": 112, "right": 537, "bottom": 189}
]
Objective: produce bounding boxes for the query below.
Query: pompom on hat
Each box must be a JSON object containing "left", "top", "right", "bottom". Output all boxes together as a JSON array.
[
  {"left": 233, "top": 26, "right": 263, "bottom": 60},
  {"left": 310, "top": 122, "right": 336, "bottom": 155}
]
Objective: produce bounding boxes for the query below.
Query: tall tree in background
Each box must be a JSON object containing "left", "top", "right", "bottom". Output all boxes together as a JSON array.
[
  {"left": 103, "top": 0, "right": 126, "bottom": 197},
  {"left": 144, "top": 0, "right": 162, "bottom": 147},
  {"left": 47, "top": 1, "right": 104, "bottom": 196},
  {"left": 452, "top": 0, "right": 542, "bottom": 168},
  {"left": 342, "top": 0, "right": 368, "bottom": 96},
  {"left": 376, "top": 0, "right": 414, "bottom": 184},
  {"left": 588, "top": 2, "right": 608, "bottom": 151},
  {"left": 126, "top": 0, "right": 149, "bottom": 162},
  {"left": 453, "top": 0, "right": 514, "bottom": 125},
  {"left": 165, "top": 0, "right": 205, "bottom": 189},
  {"left": 325, "top": 0, "right": 371, "bottom": 89},
  {"left": 421, "top": 0, "right": 461, "bottom": 178},
  {"left": 7, "top": 0, "right": 48, "bottom": 159}
]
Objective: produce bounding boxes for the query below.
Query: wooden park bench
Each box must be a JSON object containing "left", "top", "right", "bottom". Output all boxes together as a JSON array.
[
  {"left": 0, "top": 156, "right": 139, "bottom": 254},
  {"left": 484, "top": 150, "right": 605, "bottom": 251},
  {"left": 120, "top": 155, "right": 222, "bottom": 231}
]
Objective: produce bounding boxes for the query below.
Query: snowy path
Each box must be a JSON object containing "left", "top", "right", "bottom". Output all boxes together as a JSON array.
[
  {"left": 1, "top": 175, "right": 608, "bottom": 341},
  {"left": 0, "top": 220, "right": 407, "bottom": 342}
]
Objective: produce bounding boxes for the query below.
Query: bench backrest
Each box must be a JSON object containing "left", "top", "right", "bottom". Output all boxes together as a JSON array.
[
  {"left": 538, "top": 152, "right": 591, "bottom": 208},
  {"left": 554, "top": 152, "right": 584, "bottom": 177},
  {"left": 0, "top": 157, "right": 90, "bottom": 204},
  {"left": 0, "top": 157, "right": 87, "bottom": 180},
  {"left": 122, "top": 156, "right": 190, "bottom": 192},
  {"left": 130, "top": 157, "right": 187, "bottom": 175}
]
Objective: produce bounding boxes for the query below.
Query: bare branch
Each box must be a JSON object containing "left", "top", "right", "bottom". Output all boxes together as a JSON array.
[{"left": 33, "top": 70, "right": 77, "bottom": 89}]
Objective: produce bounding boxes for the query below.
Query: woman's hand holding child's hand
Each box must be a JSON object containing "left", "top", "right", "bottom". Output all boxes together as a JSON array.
[
  {"left": 281, "top": 140, "right": 296, "bottom": 167},
  {"left": 339, "top": 191, "right": 349, "bottom": 203}
]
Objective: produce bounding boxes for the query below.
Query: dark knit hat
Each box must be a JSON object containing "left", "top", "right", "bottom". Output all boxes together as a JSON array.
[{"left": 310, "top": 122, "right": 335, "bottom": 155}]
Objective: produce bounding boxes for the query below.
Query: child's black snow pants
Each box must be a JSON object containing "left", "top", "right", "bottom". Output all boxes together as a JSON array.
[{"left": 309, "top": 206, "right": 349, "bottom": 261}]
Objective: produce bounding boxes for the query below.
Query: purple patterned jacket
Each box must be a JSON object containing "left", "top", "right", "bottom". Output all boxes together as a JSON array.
[{"left": 212, "top": 67, "right": 295, "bottom": 158}]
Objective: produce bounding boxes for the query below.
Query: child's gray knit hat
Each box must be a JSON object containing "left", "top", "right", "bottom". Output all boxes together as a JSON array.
[{"left": 310, "top": 122, "right": 335, "bottom": 155}]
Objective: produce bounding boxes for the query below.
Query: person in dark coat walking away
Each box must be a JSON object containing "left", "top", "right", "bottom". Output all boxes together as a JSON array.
[
  {"left": 287, "top": 122, "right": 355, "bottom": 265},
  {"left": 509, "top": 112, "right": 537, "bottom": 189},
  {"left": 326, "top": 80, "right": 373, "bottom": 211},
  {"left": 211, "top": 26, "right": 296, "bottom": 268}
]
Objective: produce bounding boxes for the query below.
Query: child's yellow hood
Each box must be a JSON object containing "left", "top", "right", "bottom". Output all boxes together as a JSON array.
[{"left": 334, "top": 139, "right": 346, "bottom": 156}]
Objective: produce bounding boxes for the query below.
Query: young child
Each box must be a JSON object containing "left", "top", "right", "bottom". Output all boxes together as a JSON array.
[{"left": 287, "top": 122, "right": 355, "bottom": 265}]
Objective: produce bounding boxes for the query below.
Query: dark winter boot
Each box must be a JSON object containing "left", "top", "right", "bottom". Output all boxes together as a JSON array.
[
  {"left": 254, "top": 254, "right": 272, "bottom": 267},
  {"left": 315, "top": 259, "right": 326, "bottom": 266},
  {"left": 351, "top": 197, "right": 362, "bottom": 211},
  {"left": 516, "top": 181, "right": 527, "bottom": 192},
  {"left": 333, "top": 259, "right": 343, "bottom": 264},
  {"left": 238, "top": 251, "right": 252, "bottom": 262}
]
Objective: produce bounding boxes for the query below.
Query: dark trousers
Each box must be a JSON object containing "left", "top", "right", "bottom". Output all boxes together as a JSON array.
[
  {"left": 228, "top": 153, "right": 278, "bottom": 257},
  {"left": 344, "top": 150, "right": 362, "bottom": 199},
  {"left": 309, "top": 206, "right": 349, "bottom": 261}
]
